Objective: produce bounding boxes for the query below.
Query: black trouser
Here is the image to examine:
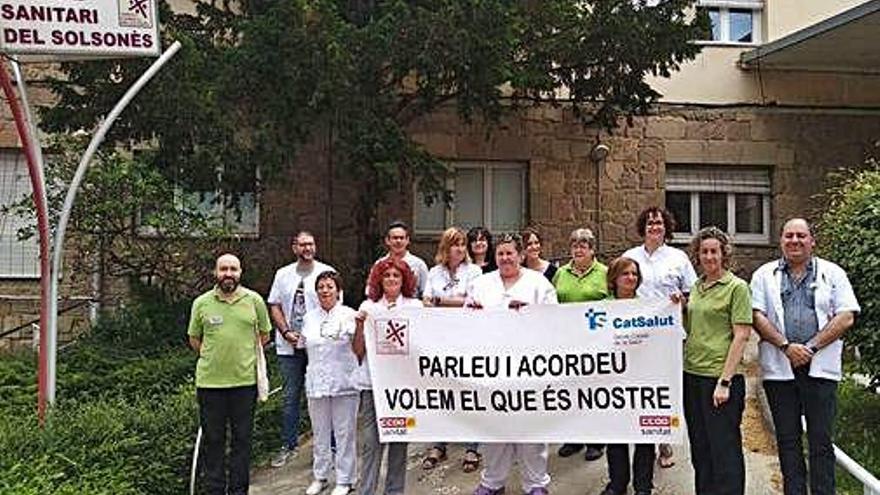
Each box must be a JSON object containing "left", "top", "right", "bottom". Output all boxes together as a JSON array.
[
  {"left": 763, "top": 367, "right": 838, "bottom": 495},
  {"left": 683, "top": 372, "right": 745, "bottom": 495},
  {"left": 197, "top": 385, "right": 257, "bottom": 495},
  {"left": 605, "top": 443, "right": 655, "bottom": 493}
]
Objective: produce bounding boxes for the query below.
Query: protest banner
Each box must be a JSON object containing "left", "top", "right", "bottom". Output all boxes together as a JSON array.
[{"left": 364, "top": 297, "right": 684, "bottom": 444}]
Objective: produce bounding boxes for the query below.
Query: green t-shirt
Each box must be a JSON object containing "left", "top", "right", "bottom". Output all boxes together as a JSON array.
[
  {"left": 552, "top": 260, "right": 609, "bottom": 303},
  {"left": 187, "top": 286, "right": 272, "bottom": 388},
  {"left": 684, "top": 271, "right": 753, "bottom": 378}
]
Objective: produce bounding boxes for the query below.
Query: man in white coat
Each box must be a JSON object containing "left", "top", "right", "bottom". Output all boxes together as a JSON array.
[{"left": 750, "top": 218, "right": 860, "bottom": 495}]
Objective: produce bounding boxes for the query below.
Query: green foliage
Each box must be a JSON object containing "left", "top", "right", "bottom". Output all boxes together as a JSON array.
[
  {"left": 0, "top": 294, "right": 286, "bottom": 493},
  {"left": 1, "top": 135, "right": 230, "bottom": 299},
  {"left": 40, "top": 0, "right": 708, "bottom": 276},
  {"left": 834, "top": 378, "right": 880, "bottom": 494},
  {"left": 817, "top": 154, "right": 880, "bottom": 384}
]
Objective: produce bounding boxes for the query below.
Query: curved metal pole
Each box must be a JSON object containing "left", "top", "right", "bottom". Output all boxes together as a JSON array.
[
  {"left": 10, "top": 58, "right": 53, "bottom": 422},
  {"left": 47, "top": 40, "right": 182, "bottom": 405},
  {"left": 0, "top": 60, "right": 52, "bottom": 423}
]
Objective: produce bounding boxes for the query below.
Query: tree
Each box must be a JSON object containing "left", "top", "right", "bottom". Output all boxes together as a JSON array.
[
  {"left": 817, "top": 148, "right": 880, "bottom": 385},
  {"left": 3, "top": 136, "right": 230, "bottom": 300},
  {"left": 40, "top": 0, "right": 709, "bottom": 282}
]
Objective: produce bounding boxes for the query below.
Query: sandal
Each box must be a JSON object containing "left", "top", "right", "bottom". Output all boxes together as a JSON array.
[
  {"left": 658, "top": 444, "right": 675, "bottom": 468},
  {"left": 422, "top": 447, "right": 447, "bottom": 470},
  {"left": 462, "top": 449, "right": 482, "bottom": 473}
]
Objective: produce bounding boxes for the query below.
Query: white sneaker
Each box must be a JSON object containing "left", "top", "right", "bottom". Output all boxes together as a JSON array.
[
  {"left": 270, "top": 446, "right": 298, "bottom": 468},
  {"left": 305, "top": 479, "right": 328, "bottom": 495},
  {"left": 330, "top": 485, "right": 352, "bottom": 495}
]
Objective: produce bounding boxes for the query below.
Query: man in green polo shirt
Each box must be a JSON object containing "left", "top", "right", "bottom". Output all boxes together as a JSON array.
[{"left": 188, "top": 253, "right": 271, "bottom": 495}]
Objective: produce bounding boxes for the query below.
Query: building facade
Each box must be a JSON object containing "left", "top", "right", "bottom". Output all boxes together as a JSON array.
[{"left": 2, "top": 0, "right": 879, "bottom": 347}]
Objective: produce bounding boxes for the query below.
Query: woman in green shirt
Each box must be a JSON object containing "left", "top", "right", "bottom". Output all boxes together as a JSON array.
[
  {"left": 552, "top": 228, "right": 608, "bottom": 462},
  {"left": 683, "top": 227, "right": 753, "bottom": 495}
]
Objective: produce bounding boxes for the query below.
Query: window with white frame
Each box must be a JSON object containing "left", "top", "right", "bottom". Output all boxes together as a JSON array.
[
  {"left": 0, "top": 150, "right": 39, "bottom": 278},
  {"left": 414, "top": 162, "right": 527, "bottom": 234},
  {"left": 665, "top": 165, "right": 770, "bottom": 244},
  {"left": 698, "top": 1, "right": 762, "bottom": 44}
]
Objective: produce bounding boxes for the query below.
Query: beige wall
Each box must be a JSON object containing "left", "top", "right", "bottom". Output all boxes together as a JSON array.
[
  {"left": 765, "top": 0, "right": 868, "bottom": 40},
  {"left": 649, "top": 0, "right": 879, "bottom": 107}
]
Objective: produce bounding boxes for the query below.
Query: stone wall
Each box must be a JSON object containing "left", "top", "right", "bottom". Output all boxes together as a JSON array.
[{"left": 3, "top": 101, "right": 879, "bottom": 346}]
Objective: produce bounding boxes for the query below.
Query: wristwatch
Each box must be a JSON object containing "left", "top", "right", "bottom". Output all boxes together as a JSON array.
[
  {"left": 808, "top": 344, "right": 820, "bottom": 354},
  {"left": 718, "top": 378, "right": 731, "bottom": 388},
  {"left": 778, "top": 341, "right": 790, "bottom": 352}
]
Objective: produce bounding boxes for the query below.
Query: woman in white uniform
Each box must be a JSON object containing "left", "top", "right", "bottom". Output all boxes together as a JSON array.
[
  {"left": 301, "top": 271, "right": 359, "bottom": 495},
  {"left": 352, "top": 258, "right": 423, "bottom": 495},
  {"left": 469, "top": 233, "right": 558, "bottom": 495},
  {"left": 622, "top": 206, "right": 697, "bottom": 468},
  {"left": 422, "top": 227, "right": 484, "bottom": 472}
]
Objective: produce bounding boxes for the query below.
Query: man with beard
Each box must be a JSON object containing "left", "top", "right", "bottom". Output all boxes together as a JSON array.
[{"left": 188, "top": 253, "right": 271, "bottom": 495}]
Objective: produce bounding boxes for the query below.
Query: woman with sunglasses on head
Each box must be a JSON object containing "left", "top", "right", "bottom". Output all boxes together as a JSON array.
[
  {"left": 422, "top": 227, "right": 484, "bottom": 472},
  {"left": 352, "top": 258, "right": 423, "bottom": 495}
]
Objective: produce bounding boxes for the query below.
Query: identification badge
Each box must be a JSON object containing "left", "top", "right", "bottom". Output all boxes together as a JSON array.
[{"left": 208, "top": 315, "right": 224, "bottom": 325}]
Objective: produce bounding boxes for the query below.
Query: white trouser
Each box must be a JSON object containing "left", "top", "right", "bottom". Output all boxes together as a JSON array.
[
  {"left": 308, "top": 394, "right": 360, "bottom": 485},
  {"left": 480, "top": 443, "right": 550, "bottom": 492}
]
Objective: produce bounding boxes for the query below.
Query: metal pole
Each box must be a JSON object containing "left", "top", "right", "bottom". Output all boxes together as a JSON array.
[
  {"left": 0, "top": 60, "right": 52, "bottom": 423},
  {"left": 47, "top": 40, "right": 182, "bottom": 405}
]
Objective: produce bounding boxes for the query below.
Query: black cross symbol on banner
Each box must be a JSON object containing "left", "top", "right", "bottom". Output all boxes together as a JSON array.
[{"left": 385, "top": 320, "right": 407, "bottom": 347}]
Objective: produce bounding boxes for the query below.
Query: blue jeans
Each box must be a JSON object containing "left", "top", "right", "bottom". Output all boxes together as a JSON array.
[
  {"left": 763, "top": 367, "right": 838, "bottom": 495},
  {"left": 278, "top": 351, "right": 307, "bottom": 449}
]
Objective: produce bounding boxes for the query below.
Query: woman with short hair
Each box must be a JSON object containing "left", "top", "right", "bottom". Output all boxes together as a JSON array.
[
  {"left": 683, "top": 227, "right": 753, "bottom": 495},
  {"left": 552, "top": 228, "right": 609, "bottom": 462},
  {"left": 470, "top": 233, "right": 558, "bottom": 495},
  {"left": 623, "top": 206, "right": 697, "bottom": 468},
  {"left": 301, "top": 271, "right": 359, "bottom": 495}
]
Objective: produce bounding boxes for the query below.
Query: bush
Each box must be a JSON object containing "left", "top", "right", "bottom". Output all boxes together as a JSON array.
[
  {"left": 0, "top": 294, "right": 290, "bottom": 493},
  {"left": 818, "top": 159, "right": 880, "bottom": 385},
  {"left": 834, "top": 378, "right": 880, "bottom": 494},
  {"left": 0, "top": 388, "right": 198, "bottom": 495}
]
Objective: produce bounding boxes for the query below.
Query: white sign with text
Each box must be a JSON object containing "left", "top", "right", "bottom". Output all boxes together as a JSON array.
[
  {"left": 365, "top": 298, "right": 685, "bottom": 444},
  {"left": 0, "top": 0, "right": 160, "bottom": 58}
]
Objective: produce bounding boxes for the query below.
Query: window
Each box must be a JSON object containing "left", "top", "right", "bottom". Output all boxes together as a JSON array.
[
  {"left": 0, "top": 150, "right": 39, "bottom": 278},
  {"left": 665, "top": 165, "right": 770, "bottom": 244},
  {"left": 140, "top": 158, "right": 260, "bottom": 237},
  {"left": 698, "top": 1, "right": 762, "bottom": 45},
  {"left": 414, "top": 162, "right": 527, "bottom": 234},
  {"left": 180, "top": 165, "right": 260, "bottom": 235}
]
